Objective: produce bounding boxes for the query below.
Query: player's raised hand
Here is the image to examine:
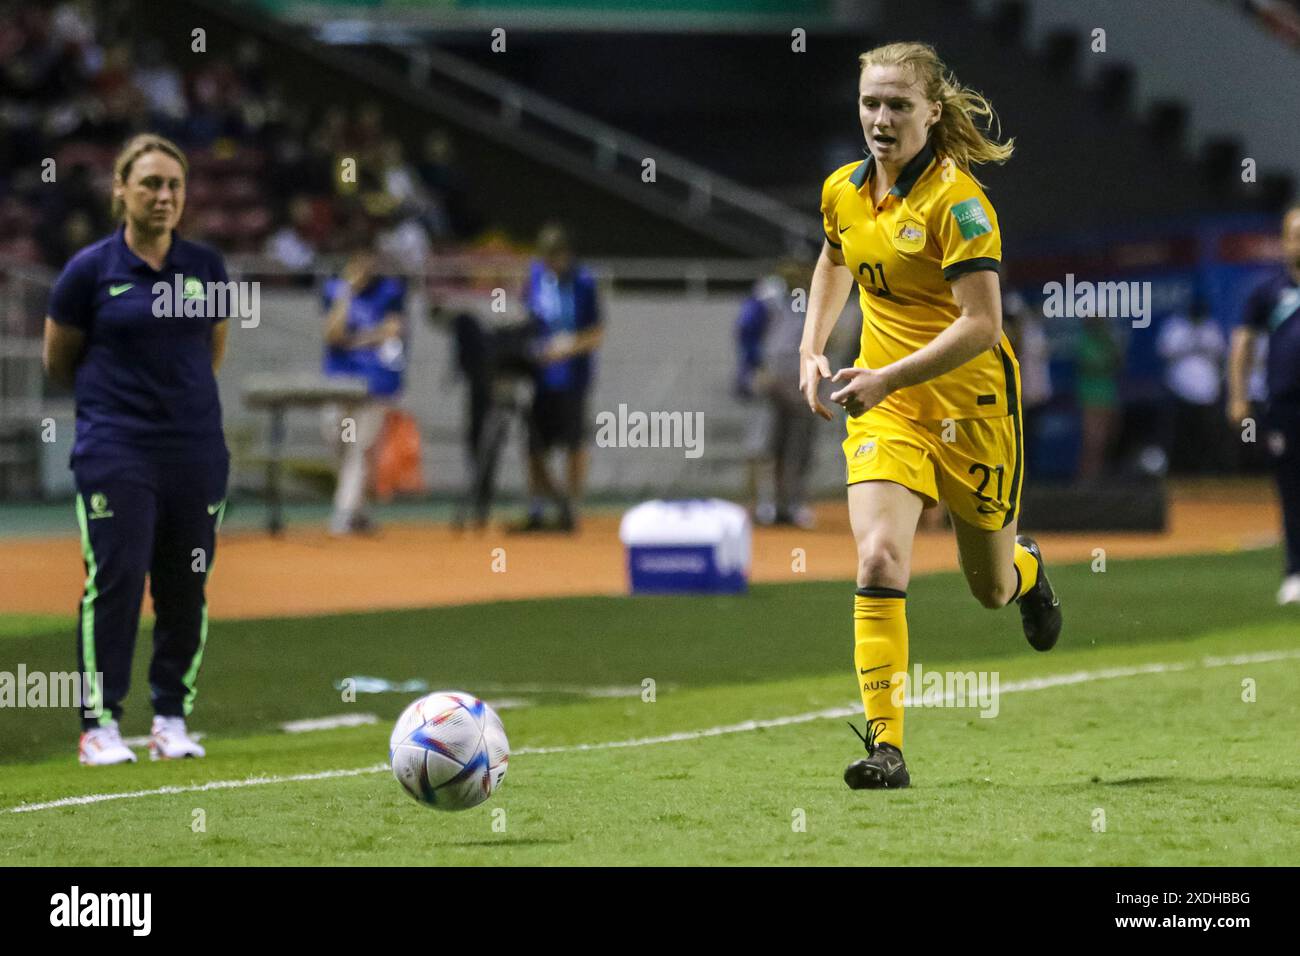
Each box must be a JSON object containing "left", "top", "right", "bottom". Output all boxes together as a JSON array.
[
  {"left": 830, "top": 366, "right": 890, "bottom": 418},
  {"left": 800, "top": 351, "right": 834, "bottom": 420}
]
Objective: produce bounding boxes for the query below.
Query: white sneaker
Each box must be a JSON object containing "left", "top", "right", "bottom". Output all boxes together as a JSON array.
[
  {"left": 1278, "top": 575, "right": 1300, "bottom": 606},
  {"left": 149, "top": 716, "right": 206, "bottom": 760},
  {"left": 78, "top": 721, "right": 137, "bottom": 766}
]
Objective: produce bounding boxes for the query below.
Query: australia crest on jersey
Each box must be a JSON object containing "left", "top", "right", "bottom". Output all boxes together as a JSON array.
[{"left": 892, "top": 217, "right": 926, "bottom": 253}]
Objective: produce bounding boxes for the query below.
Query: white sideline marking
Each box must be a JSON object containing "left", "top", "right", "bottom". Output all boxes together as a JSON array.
[
  {"left": 281, "top": 714, "right": 379, "bottom": 733},
  {"left": 6, "top": 649, "right": 1298, "bottom": 814},
  {"left": 6, "top": 765, "right": 389, "bottom": 813}
]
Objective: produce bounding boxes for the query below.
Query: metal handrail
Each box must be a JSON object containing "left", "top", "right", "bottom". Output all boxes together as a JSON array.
[{"left": 415, "top": 46, "right": 802, "bottom": 220}]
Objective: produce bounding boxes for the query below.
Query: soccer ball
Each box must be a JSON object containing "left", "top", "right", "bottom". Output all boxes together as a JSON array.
[{"left": 389, "top": 691, "right": 509, "bottom": 811}]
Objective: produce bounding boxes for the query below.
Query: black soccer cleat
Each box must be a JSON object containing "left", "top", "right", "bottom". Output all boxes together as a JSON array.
[
  {"left": 844, "top": 720, "right": 910, "bottom": 790},
  {"left": 1015, "top": 534, "right": 1062, "bottom": 652}
]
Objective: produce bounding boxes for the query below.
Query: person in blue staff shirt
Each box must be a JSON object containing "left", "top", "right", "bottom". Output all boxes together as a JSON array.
[
  {"left": 321, "top": 247, "right": 407, "bottom": 536},
  {"left": 515, "top": 223, "right": 603, "bottom": 533}
]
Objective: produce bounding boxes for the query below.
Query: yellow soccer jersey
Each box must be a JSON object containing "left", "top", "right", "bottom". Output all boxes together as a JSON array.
[{"left": 820, "top": 142, "right": 1019, "bottom": 421}]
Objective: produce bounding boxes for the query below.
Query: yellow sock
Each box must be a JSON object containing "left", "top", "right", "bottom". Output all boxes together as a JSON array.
[
  {"left": 853, "top": 587, "right": 908, "bottom": 751},
  {"left": 1013, "top": 541, "right": 1040, "bottom": 600}
]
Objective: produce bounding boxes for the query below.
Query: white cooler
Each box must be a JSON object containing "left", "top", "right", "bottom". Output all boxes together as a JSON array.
[{"left": 618, "top": 499, "right": 751, "bottom": 594}]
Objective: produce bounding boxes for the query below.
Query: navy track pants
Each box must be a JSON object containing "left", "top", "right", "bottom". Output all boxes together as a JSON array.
[{"left": 72, "top": 455, "right": 229, "bottom": 730}]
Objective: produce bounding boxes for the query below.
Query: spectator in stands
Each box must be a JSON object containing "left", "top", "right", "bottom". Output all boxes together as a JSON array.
[
  {"left": 736, "top": 260, "right": 817, "bottom": 527},
  {"left": 1, "top": 9, "right": 488, "bottom": 271},
  {"left": 263, "top": 194, "right": 318, "bottom": 276},
  {"left": 379, "top": 135, "right": 453, "bottom": 243},
  {"left": 1157, "top": 295, "right": 1228, "bottom": 474},
  {"left": 234, "top": 38, "right": 269, "bottom": 99},
  {"left": 34, "top": 161, "right": 110, "bottom": 264},
  {"left": 1076, "top": 312, "right": 1123, "bottom": 481},
  {"left": 320, "top": 245, "right": 408, "bottom": 536},
  {"left": 313, "top": 105, "right": 350, "bottom": 165},
  {"left": 267, "top": 111, "right": 325, "bottom": 197},
  {"left": 514, "top": 223, "right": 603, "bottom": 533},
  {"left": 378, "top": 138, "right": 422, "bottom": 207},
  {"left": 415, "top": 129, "right": 479, "bottom": 241},
  {"left": 354, "top": 102, "right": 386, "bottom": 157},
  {"left": 329, "top": 196, "right": 375, "bottom": 256},
  {"left": 374, "top": 198, "right": 432, "bottom": 270},
  {"left": 131, "top": 40, "right": 187, "bottom": 138}
]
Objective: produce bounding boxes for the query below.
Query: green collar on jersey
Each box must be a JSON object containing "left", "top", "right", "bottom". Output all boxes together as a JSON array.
[{"left": 850, "top": 140, "right": 936, "bottom": 198}]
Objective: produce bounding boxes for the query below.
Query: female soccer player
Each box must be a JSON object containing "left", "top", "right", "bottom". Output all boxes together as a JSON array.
[
  {"left": 43, "top": 134, "right": 232, "bottom": 765},
  {"left": 798, "top": 43, "right": 1063, "bottom": 790}
]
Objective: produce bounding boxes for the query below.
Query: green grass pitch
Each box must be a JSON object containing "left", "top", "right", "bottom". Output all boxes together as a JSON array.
[{"left": 0, "top": 548, "right": 1297, "bottom": 866}]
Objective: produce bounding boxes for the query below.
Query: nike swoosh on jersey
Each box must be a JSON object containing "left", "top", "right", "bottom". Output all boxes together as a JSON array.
[
  {"left": 858, "top": 662, "right": 892, "bottom": 675},
  {"left": 109, "top": 283, "right": 134, "bottom": 296}
]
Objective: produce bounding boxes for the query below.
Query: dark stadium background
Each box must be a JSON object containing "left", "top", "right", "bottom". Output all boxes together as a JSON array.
[{"left": 1, "top": 0, "right": 1296, "bottom": 517}]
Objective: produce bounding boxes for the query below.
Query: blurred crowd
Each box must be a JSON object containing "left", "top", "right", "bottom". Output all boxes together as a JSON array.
[{"left": 0, "top": 0, "right": 480, "bottom": 271}]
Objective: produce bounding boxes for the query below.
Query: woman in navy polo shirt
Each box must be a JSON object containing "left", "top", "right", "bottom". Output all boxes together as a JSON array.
[{"left": 43, "top": 134, "right": 232, "bottom": 765}]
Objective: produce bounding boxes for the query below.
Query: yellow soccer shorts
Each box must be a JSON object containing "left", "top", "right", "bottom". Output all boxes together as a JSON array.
[{"left": 843, "top": 402, "right": 1023, "bottom": 530}]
